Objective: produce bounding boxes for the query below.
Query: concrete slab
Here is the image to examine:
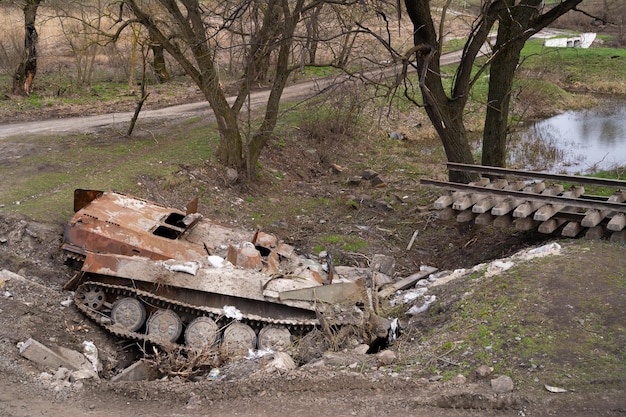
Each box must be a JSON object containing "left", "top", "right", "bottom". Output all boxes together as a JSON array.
[
  {"left": 111, "top": 359, "right": 157, "bottom": 382},
  {"left": 19, "top": 338, "right": 86, "bottom": 371}
]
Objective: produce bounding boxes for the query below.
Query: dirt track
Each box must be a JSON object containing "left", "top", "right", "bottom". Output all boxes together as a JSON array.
[{"left": 0, "top": 49, "right": 467, "bottom": 140}]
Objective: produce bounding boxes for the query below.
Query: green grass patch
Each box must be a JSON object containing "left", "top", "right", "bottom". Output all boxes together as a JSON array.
[
  {"left": 520, "top": 39, "right": 626, "bottom": 93},
  {"left": 555, "top": 169, "right": 626, "bottom": 196},
  {"left": 0, "top": 123, "right": 218, "bottom": 222},
  {"left": 298, "top": 65, "right": 342, "bottom": 79},
  {"left": 441, "top": 37, "right": 467, "bottom": 54},
  {"left": 319, "top": 234, "right": 368, "bottom": 252},
  {"left": 407, "top": 241, "right": 626, "bottom": 395}
]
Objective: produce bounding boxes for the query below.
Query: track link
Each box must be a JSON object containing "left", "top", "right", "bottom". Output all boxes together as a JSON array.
[{"left": 75, "top": 281, "right": 318, "bottom": 350}]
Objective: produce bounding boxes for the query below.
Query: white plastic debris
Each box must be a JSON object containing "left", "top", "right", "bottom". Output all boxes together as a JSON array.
[
  {"left": 425, "top": 270, "right": 451, "bottom": 283},
  {"left": 246, "top": 348, "right": 274, "bottom": 360},
  {"left": 485, "top": 260, "right": 515, "bottom": 278},
  {"left": 223, "top": 305, "right": 243, "bottom": 321},
  {"left": 207, "top": 255, "right": 226, "bottom": 268},
  {"left": 402, "top": 288, "right": 428, "bottom": 304},
  {"left": 82, "top": 341, "right": 101, "bottom": 374},
  {"left": 525, "top": 242, "right": 562, "bottom": 258},
  {"left": 60, "top": 297, "right": 74, "bottom": 307},
  {"left": 492, "top": 260, "right": 514, "bottom": 270},
  {"left": 429, "top": 269, "right": 468, "bottom": 287},
  {"left": 388, "top": 318, "right": 399, "bottom": 342},
  {"left": 406, "top": 295, "right": 436, "bottom": 315},
  {"left": 544, "top": 384, "right": 568, "bottom": 393},
  {"left": 161, "top": 260, "right": 201, "bottom": 275}
]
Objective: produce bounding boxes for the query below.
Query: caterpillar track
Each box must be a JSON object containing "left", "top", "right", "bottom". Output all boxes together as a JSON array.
[
  {"left": 74, "top": 280, "right": 319, "bottom": 352},
  {"left": 62, "top": 189, "right": 385, "bottom": 352}
]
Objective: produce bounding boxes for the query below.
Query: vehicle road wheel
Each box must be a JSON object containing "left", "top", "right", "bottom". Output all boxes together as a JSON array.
[
  {"left": 146, "top": 309, "right": 183, "bottom": 343},
  {"left": 258, "top": 325, "right": 291, "bottom": 350},
  {"left": 77, "top": 285, "right": 106, "bottom": 310},
  {"left": 223, "top": 322, "right": 257, "bottom": 355},
  {"left": 110, "top": 297, "right": 146, "bottom": 332},
  {"left": 185, "top": 316, "right": 218, "bottom": 350}
]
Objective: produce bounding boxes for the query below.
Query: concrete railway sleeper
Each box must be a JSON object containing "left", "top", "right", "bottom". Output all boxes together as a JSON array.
[{"left": 422, "top": 164, "right": 626, "bottom": 242}]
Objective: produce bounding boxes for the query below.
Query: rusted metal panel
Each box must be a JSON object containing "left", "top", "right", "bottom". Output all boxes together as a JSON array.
[
  {"left": 73, "top": 189, "right": 104, "bottom": 212},
  {"left": 62, "top": 190, "right": 209, "bottom": 261},
  {"left": 278, "top": 282, "right": 364, "bottom": 304}
]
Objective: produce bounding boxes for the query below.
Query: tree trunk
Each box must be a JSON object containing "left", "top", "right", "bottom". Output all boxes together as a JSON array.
[
  {"left": 151, "top": 44, "right": 170, "bottom": 83},
  {"left": 422, "top": 89, "right": 476, "bottom": 183},
  {"left": 481, "top": 28, "right": 525, "bottom": 168},
  {"left": 305, "top": 3, "right": 323, "bottom": 64},
  {"left": 248, "top": 0, "right": 301, "bottom": 176},
  {"left": 405, "top": 0, "right": 476, "bottom": 183},
  {"left": 481, "top": 0, "right": 584, "bottom": 168},
  {"left": 13, "top": 0, "right": 42, "bottom": 95}
]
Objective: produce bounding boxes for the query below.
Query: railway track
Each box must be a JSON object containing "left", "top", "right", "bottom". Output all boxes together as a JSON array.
[{"left": 420, "top": 163, "right": 626, "bottom": 242}]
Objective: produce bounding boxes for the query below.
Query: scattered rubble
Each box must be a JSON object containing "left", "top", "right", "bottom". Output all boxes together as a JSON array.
[
  {"left": 376, "top": 349, "right": 396, "bottom": 366},
  {"left": 19, "top": 339, "right": 92, "bottom": 375},
  {"left": 476, "top": 365, "right": 494, "bottom": 378},
  {"left": 384, "top": 242, "right": 565, "bottom": 319},
  {"left": 19, "top": 338, "right": 100, "bottom": 386},
  {"left": 491, "top": 375, "right": 515, "bottom": 393},
  {"left": 258, "top": 351, "right": 297, "bottom": 374}
]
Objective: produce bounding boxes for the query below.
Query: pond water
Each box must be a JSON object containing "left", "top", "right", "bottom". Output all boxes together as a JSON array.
[{"left": 508, "top": 98, "right": 626, "bottom": 174}]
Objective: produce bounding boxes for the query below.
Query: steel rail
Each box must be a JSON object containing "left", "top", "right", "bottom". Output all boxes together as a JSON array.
[
  {"left": 420, "top": 179, "right": 626, "bottom": 213},
  {"left": 447, "top": 163, "right": 626, "bottom": 188}
]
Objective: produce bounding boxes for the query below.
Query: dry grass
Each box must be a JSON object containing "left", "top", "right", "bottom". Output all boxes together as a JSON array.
[{"left": 147, "top": 344, "right": 224, "bottom": 379}]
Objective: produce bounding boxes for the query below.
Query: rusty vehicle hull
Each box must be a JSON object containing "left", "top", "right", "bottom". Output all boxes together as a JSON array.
[
  {"left": 62, "top": 190, "right": 377, "bottom": 352},
  {"left": 64, "top": 190, "right": 222, "bottom": 264}
]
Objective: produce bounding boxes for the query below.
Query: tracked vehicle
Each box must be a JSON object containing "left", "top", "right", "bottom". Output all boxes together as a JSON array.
[{"left": 62, "top": 190, "right": 383, "bottom": 352}]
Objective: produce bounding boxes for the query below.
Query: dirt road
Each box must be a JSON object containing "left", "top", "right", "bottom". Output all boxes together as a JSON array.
[{"left": 0, "top": 50, "right": 466, "bottom": 140}]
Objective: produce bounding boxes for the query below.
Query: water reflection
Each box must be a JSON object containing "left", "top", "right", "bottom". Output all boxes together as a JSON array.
[{"left": 508, "top": 98, "right": 626, "bottom": 174}]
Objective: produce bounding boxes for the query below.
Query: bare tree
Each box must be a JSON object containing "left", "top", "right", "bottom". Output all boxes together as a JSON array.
[
  {"left": 403, "top": 0, "right": 490, "bottom": 183},
  {"left": 400, "top": 0, "right": 585, "bottom": 181},
  {"left": 120, "top": 0, "right": 331, "bottom": 178},
  {"left": 52, "top": 0, "right": 110, "bottom": 87},
  {"left": 481, "top": 0, "right": 584, "bottom": 169},
  {"left": 149, "top": 39, "right": 170, "bottom": 83},
  {"left": 303, "top": 3, "right": 324, "bottom": 65},
  {"left": 12, "top": 0, "right": 43, "bottom": 95}
]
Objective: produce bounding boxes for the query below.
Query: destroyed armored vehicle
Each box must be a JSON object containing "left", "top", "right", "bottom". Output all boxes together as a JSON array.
[{"left": 62, "top": 190, "right": 386, "bottom": 352}]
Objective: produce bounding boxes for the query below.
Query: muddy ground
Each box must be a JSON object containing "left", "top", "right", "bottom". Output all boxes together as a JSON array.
[{"left": 0, "top": 86, "right": 625, "bottom": 416}]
